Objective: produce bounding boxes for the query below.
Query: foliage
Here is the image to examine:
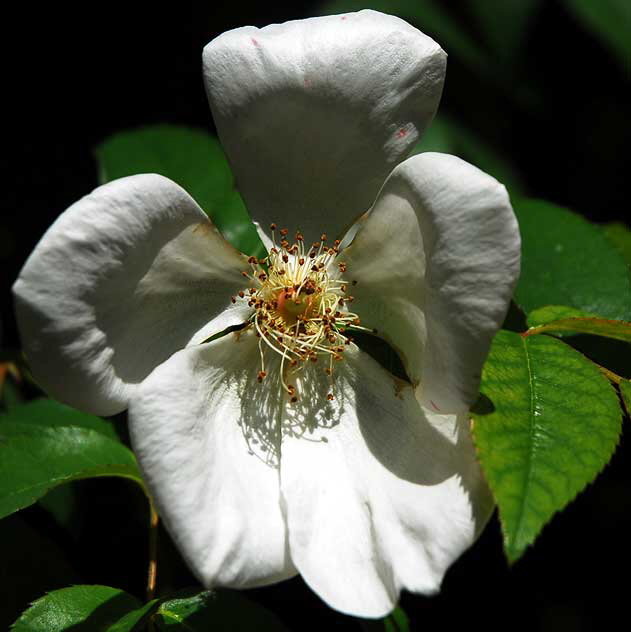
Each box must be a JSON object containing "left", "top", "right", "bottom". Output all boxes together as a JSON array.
[{"left": 4, "top": 1, "right": 631, "bottom": 629}]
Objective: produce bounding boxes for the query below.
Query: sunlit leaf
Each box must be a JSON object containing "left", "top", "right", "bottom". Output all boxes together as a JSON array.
[
  {"left": 2, "top": 398, "right": 121, "bottom": 441},
  {"left": 526, "top": 305, "right": 599, "bottom": 327},
  {"left": 96, "top": 125, "right": 265, "bottom": 258},
  {"left": 11, "top": 585, "right": 157, "bottom": 632},
  {"left": 0, "top": 401, "right": 143, "bottom": 520},
  {"left": 155, "top": 589, "right": 290, "bottom": 631},
  {"left": 513, "top": 199, "right": 631, "bottom": 320},
  {"left": 472, "top": 330, "right": 622, "bottom": 562},
  {"left": 525, "top": 314, "right": 631, "bottom": 344}
]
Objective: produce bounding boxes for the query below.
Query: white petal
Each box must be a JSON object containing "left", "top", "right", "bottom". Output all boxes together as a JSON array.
[
  {"left": 280, "top": 347, "right": 492, "bottom": 618},
  {"left": 13, "top": 174, "right": 251, "bottom": 416},
  {"left": 129, "top": 329, "right": 296, "bottom": 588},
  {"left": 343, "top": 153, "right": 520, "bottom": 413},
  {"left": 203, "top": 10, "right": 445, "bottom": 243}
]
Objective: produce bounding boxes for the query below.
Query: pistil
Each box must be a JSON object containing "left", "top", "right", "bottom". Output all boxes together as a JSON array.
[{"left": 232, "top": 224, "right": 371, "bottom": 401}]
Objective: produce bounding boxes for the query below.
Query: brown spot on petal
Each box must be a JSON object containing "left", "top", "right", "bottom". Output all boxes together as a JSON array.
[{"left": 193, "top": 221, "right": 213, "bottom": 235}]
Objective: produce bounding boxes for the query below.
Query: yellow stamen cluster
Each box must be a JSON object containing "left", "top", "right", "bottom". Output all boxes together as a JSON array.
[{"left": 232, "top": 224, "right": 365, "bottom": 401}]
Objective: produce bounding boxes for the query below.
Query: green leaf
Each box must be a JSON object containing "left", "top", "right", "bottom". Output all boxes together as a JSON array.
[
  {"left": 38, "top": 484, "right": 79, "bottom": 532},
  {"left": 604, "top": 222, "right": 631, "bottom": 266},
  {"left": 156, "top": 589, "right": 290, "bottom": 631},
  {"left": 95, "top": 125, "right": 265, "bottom": 258},
  {"left": 620, "top": 381, "right": 631, "bottom": 419},
  {"left": 0, "top": 401, "right": 143, "bottom": 520},
  {"left": 472, "top": 330, "right": 622, "bottom": 562},
  {"left": 526, "top": 305, "right": 599, "bottom": 327},
  {"left": 526, "top": 316, "right": 631, "bottom": 343},
  {"left": 360, "top": 606, "right": 410, "bottom": 632},
  {"left": 513, "top": 199, "right": 631, "bottom": 320},
  {"left": 562, "top": 0, "right": 631, "bottom": 69},
  {"left": 11, "top": 585, "right": 156, "bottom": 632},
  {"left": 1, "top": 398, "right": 121, "bottom": 441}
]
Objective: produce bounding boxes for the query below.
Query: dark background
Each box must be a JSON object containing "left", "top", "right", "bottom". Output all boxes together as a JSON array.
[{"left": 2, "top": 1, "right": 630, "bottom": 630}]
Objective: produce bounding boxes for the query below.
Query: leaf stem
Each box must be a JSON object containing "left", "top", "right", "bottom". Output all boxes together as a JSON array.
[{"left": 147, "top": 500, "right": 159, "bottom": 602}]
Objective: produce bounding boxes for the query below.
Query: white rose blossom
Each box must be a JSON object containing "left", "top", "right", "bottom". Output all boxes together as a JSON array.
[{"left": 13, "top": 10, "right": 520, "bottom": 618}]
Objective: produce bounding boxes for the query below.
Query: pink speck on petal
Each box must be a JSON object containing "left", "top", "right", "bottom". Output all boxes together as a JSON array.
[
  {"left": 396, "top": 128, "right": 408, "bottom": 139},
  {"left": 251, "top": 37, "right": 260, "bottom": 47},
  {"left": 430, "top": 400, "right": 440, "bottom": 411}
]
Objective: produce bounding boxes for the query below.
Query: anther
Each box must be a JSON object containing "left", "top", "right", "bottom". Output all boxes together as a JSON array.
[
  {"left": 270, "top": 223, "right": 277, "bottom": 231},
  {"left": 257, "top": 371, "right": 267, "bottom": 383},
  {"left": 280, "top": 228, "right": 289, "bottom": 236},
  {"left": 327, "top": 393, "right": 334, "bottom": 401}
]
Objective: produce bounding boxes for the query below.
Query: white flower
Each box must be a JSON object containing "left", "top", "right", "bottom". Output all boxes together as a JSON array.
[{"left": 13, "top": 10, "right": 520, "bottom": 618}]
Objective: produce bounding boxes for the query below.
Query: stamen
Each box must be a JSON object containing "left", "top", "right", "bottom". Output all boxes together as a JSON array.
[{"left": 235, "top": 222, "right": 362, "bottom": 401}]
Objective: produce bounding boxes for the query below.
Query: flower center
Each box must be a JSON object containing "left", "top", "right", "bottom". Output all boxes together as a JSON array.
[{"left": 232, "top": 224, "right": 368, "bottom": 402}]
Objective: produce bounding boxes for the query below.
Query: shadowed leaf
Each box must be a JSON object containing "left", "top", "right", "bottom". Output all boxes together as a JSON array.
[
  {"left": 96, "top": 125, "right": 266, "bottom": 258},
  {"left": 513, "top": 199, "right": 631, "bottom": 320}
]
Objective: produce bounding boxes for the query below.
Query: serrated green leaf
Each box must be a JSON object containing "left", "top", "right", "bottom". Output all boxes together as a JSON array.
[
  {"left": 11, "top": 585, "right": 155, "bottom": 632},
  {"left": 604, "top": 222, "right": 631, "bottom": 266},
  {"left": 0, "top": 402, "right": 143, "bottom": 519},
  {"left": 620, "top": 381, "right": 631, "bottom": 418},
  {"left": 156, "top": 589, "right": 290, "bottom": 631},
  {"left": 526, "top": 305, "right": 599, "bottom": 327},
  {"left": 526, "top": 316, "right": 631, "bottom": 343},
  {"left": 513, "top": 199, "right": 631, "bottom": 320},
  {"left": 472, "top": 330, "right": 622, "bottom": 562},
  {"left": 561, "top": 0, "right": 631, "bottom": 70},
  {"left": 95, "top": 125, "right": 265, "bottom": 258}
]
